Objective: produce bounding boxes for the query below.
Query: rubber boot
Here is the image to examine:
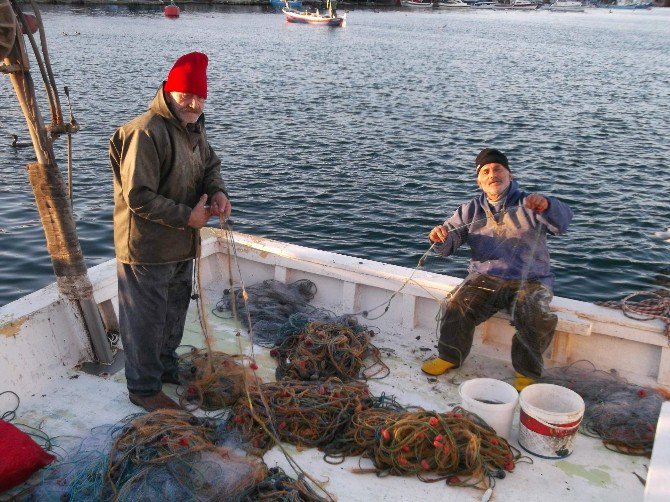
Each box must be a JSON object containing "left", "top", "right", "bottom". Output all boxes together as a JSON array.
[
  {"left": 421, "top": 358, "right": 455, "bottom": 376},
  {"left": 513, "top": 372, "right": 535, "bottom": 392}
]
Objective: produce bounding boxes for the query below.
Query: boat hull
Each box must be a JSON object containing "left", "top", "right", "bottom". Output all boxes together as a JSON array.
[
  {"left": 402, "top": 1, "right": 435, "bottom": 7},
  {"left": 494, "top": 4, "right": 541, "bottom": 9},
  {"left": 1, "top": 230, "right": 669, "bottom": 498},
  {"left": 283, "top": 8, "right": 344, "bottom": 26},
  {"left": 597, "top": 3, "right": 652, "bottom": 8}
]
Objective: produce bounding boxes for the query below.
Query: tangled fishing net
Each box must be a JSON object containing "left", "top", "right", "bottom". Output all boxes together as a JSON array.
[
  {"left": 230, "top": 378, "right": 371, "bottom": 454},
  {"left": 175, "top": 346, "right": 257, "bottom": 411},
  {"left": 219, "top": 279, "right": 320, "bottom": 346},
  {"left": 229, "top": 379, "right": 521, "bottom": 490},
  {"left": 30, "top": 410, "right": 267, "bottom": 501},
  {"left": 540, "top": 361, "right": 667, "bottom": 456},
  {"left": 271, "top": 319, "right": 389, "bottom": 381},
  {"left": 324, "top": 407, "right": 523, "bottom": 489},
  {"left": 237, "top": 466, "right": 329, "bottom": 502}
]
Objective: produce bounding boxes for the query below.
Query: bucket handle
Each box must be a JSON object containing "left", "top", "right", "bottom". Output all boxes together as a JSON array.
[{"left": 523, "top": 409, "right": 583, "bottom": 431}]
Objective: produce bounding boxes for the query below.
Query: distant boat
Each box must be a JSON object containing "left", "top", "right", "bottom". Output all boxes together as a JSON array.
[
  {"left": 550, "top": 0, "right": 585, "bottom": 11},
  {"left": 494, "top": 0, "right": 541, "bottom": 9},
  {"left": 437, "top": 0, "right": 470, "bottom": 8},
  {"left": 471, "top": 1, "right": 497, "bottom": 8},
  {"left": 270, "top": 0, "right": 302, "bottom": 9},
  {"left": 402, "top": 0, "right": 435, "bottom": 8},
  {"left": 596, "top": 0, "right": 653, "bottom": 8},
  {"left": 282, "top": 0, "right": 345, "bottom": 26}
]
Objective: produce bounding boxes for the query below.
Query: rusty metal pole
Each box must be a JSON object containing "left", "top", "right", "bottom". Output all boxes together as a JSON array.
[{"left": 1, "top": 1, "right": 113, "bottom": 364}]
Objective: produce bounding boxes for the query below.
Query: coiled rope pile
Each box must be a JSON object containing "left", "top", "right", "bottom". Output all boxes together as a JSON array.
[{"left": 597, "top": 289, "right": 670, "bottom": 338}]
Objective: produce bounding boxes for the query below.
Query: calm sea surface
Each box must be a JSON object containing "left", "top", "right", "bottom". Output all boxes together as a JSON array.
[{"left": 1, "top": 6, "right": 669, "bottom": 307}]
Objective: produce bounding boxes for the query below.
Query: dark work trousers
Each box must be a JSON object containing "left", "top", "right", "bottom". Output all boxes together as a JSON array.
[
  {"left": 117, "top": 260, "right": 193, "bottom": 396},
  {"left": 438, "top": 272, "right": 558, "bottom": 379}
]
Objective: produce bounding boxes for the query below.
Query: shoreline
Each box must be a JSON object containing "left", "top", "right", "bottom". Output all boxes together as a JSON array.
[
  {"left": 19, "top": 0, "right": 670, "bottom": 8},
  {"left": 23, "top": 0, "right": 399, "bottom": 6}
]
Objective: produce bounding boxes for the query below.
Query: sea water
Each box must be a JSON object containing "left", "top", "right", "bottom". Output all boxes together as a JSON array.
[{"left": 1, "top": 5, "right": 668, "bottom": 306}]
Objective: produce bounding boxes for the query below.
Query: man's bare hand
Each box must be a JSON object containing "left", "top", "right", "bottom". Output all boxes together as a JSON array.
[
  {"left": 429, "top": 225, "right": 448, "bottom": 243},
  {"left": 210, "top": 191, "right": 232, "bottom": 221},
  {"left": 524, "top": 193, "right": 549, "bottom": 213},
  {"left": 188, "top": 194, "right": 212, "bottom": 229}
]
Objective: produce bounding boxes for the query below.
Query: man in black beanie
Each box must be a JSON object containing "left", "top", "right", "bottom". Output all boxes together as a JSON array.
[{"left": 422, "top": 148, "right": 573, "bottom": 391}]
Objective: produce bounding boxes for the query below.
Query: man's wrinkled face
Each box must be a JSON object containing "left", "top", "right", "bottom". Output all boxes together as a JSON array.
[
  {"left": 477, "top": 163, "right": 512, "bottom": 201},
  {"left": 168, "top": 91, "right": 205, "bottom": 125}
]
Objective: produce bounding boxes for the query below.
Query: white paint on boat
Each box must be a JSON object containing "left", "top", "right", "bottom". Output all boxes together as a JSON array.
[{"left": 0, "top": 229, "right": 668, "bottom": 499}]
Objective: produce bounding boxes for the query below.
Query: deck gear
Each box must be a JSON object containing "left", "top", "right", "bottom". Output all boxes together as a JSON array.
[
  {"left": 421, "top": 357, "right": 455, "bottom": 376},
  {"left": 128, "top": 391, "right": 181, "bottom": 412}
]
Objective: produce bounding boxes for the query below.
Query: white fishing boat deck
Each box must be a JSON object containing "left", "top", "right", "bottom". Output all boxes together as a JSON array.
[{"left": 1, "top": 230, "right": 668, "bottom": 501}]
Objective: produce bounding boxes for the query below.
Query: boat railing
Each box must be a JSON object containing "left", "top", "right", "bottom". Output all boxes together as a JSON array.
[{"left": 1, "top": 230, "right": 668, "bottom": 392}]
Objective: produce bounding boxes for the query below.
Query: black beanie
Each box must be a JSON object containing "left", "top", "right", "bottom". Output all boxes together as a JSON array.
[{"left": 475, "top": 148, "right": 509, "bottom": 174}]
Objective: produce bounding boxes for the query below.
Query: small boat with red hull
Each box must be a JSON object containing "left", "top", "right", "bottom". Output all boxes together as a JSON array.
[{"left": 282, "top": 0, "right": 345, "bottom": 26}]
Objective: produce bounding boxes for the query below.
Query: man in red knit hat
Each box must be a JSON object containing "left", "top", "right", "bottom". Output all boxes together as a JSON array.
[{"left": 110, "top": 52, "right": 231, "bottom": 411}]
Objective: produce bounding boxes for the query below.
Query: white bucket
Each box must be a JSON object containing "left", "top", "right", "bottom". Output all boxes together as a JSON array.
[
  {"left": 518, "top": 383, "right": 585, "bottom": 459},
  {"left": 459, "top": 378, "right": 519, "bottom": 440}
]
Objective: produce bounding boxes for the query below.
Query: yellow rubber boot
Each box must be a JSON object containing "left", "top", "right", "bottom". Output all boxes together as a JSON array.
[
  {"left": 513, "top": 372, "right": 535, "bottom": 392},
  {"left": 421, "top": 358, "right": 455, "bottom": 376}
]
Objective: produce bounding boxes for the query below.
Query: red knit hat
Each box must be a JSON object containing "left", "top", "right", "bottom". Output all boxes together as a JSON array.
[{"left": 164, "top": 52, "right": 208, "bottom": 99}]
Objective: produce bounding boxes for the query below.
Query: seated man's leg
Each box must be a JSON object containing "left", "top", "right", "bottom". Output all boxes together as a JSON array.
[
  {"left": 437, "top": 273, "right": 502, "bottom": 366},
  {"left": 510, "top": 282, "right": 558, "bottom": 380},
  {"left": 118, "top": 262, "right": 172, "bottom": 396},
  {"left": 160, "top": 260, "right": 194, "bottom": 383}
]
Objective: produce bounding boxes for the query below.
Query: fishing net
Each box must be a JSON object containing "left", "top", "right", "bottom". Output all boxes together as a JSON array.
[
  {"left": 175, "top": 346, "right": 257, "bottom": 411},
  {"left": 30, "top": 410, "right": 266, "bottom": 501},
  {"left": 271, "top": 319, "right": 389, "bottom": 381},
  {"left": 237, "top": 466, "right": 330, "bottom": 502},
  {"left": 323, "top": 407, "right": 523, "bottom": 490},
  {"left": 230, "top": 378, "right": 371, "bottom": 454},
  {"left": 540, "top": 361, "right": 666, "bottom": 456},
  {"left": 219, "top": 279, "right": 322, "bottom": 347}
]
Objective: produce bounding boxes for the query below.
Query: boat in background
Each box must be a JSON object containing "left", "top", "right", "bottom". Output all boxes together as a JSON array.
[
  {"left": 549, "top": 0, "right": 585, "bottom": 11},
  {"left": 163, "top": 0, "right": 180, "bottom": 18},
  {"left": 402, "top": 0, "right": 435, "bottom": 8},
  {"left": 438, "top": 0, "right": 470, "bottom": 8},
  {"left": 270, "top": 0, "right": 302, "bottom": 9},
  {"left": 597, "top": 0, "right": 653, "bottom": 8},
  {"left": 471, "top": 1, "right": 497, "bottom": 8},
  {"left": 494, "top": 0, "right": 541, "bottom": 9},
  {"left": 282, "top": 0, "right": 345, "bottom": 26}
]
